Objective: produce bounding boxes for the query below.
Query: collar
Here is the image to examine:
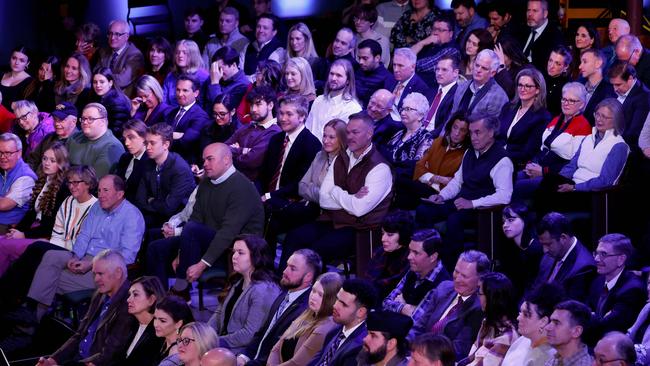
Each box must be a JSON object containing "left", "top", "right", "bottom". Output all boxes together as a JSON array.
[
  {"left": 417, "top": 260, "right": 444, "bottom": 282},
  {"left": 133, "top": 149, "right": 146, "bottom": 161},
  {"left": 347, "top": 143, "right": 373, "bottom": 163},
  {"left": 179, "top": 101, "right": 196, "bottom": 111},
  {"left": 559, "top": 237, "right": 578, "bottom": 263},
  {"left": 585, "top": 77, "right": 602, "bottom": 93},
  {"left": 399, "top": 73, "right": 415, "bottom": 88},
  {"left": 440, "top": 80, "right": 457, "bottom": 95},
  {"left": 256, "top": 38, "right": 274, "bottom": 50},
  {"left": 259, "top": 117, "right": 277, "bottom": 129},
  {"left": 210, "top": 165, "right": 236, "bottom": 185},
  {"left": 619, "top": 81, "right": 636, "bottom": 99},
  {"left": 605, "top": 268, "right": 624, "bottom": 290},
  {"left": 104, "top": 198, "right": 127, "bottom": 215},
  {"left": 470, "top": 78, "right": 490, "bottom": 93},
  {"left": 287, "top": 286, "right": 311, "bottom": 303},
  {"left": 287, "top": 124, "right": 305, "bottom": 143},
  {"left": 533, "top": 18, "right": 549, "bottom": 33},
  {"left": 113, "top": 44, "right": 128, "bottom": 56},
  {"left": 343, "top": 320, "right": 365, "bottom": 337}
]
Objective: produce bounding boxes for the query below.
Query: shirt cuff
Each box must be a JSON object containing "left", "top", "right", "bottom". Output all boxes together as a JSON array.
[
  {"left": 238, "top": 354, "right": 251, "bottom": 364},
  {"left": 419, "top": 173, "right": 434, "bottom": 184},
  {"left": 264, "top": 192, "right": 271, "bottom": 201},
  {"left": 201, "top": 259, "right": 212, "bottom": 267}
]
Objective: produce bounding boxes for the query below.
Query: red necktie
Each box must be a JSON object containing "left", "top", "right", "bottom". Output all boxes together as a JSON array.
[
  {"left": 423, "top": 89, "right": 443, "bottom": 128},
  {"left": 268, "top": 135, "right": 289, "bottom": 191},
  {"left": 430, "top": 295, "right": 464, "bottom": 334}
]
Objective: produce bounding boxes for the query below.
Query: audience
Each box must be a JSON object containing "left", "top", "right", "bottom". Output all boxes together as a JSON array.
[
  {"left": 544, "top": 46, "right": 572, "bottom": 116},
  {"left": 286, "top": 22, "right": 320, "bottom": 66},
  {"left": 237, "top": 59, "right": 282, "bottom": 124},
  {"left": 409, "top": 334, "right": 456, "bottom": 366},
  {"left": 0, "top": 132, "right": 37, "bottom": 234},
  {"left": 522, "top": 0, "right": 565, "bottom": 72},
  {"left": 452, "top": 0, "right": 488, "bottom": 53},
  {"left": 180, "top": 7, "right": 209, "bottom": 51},
  {"left": 628, "top": 274, "right": 650, "bottom": 362},
  {"left": 366, "top": 89, "right": 401, "bottom": 147},
  {"left": 90, "top": 67, "right": 132, "bottom": 135},
  {"left": 593, "top": 331, "right": 637, "bottom": 366},
  {"left": 202, "top": 347, "right": 237, "bottom": 366},
  {"left": 154, "top": 296, "right": 196, "bottom": 366},
  {"left": 283, "top": 56, "right": 317, "bottom": 104},
  {"left": 544, "top": 300, "right": 593, "bottom": 365},
  {"left": 390, "top": 0, "right": 440, "bottom": 49},
  {"left": 206, "top": 46, "right": 251, "bottom": 110},
  {"left": 74, "top": 22, "right": 101, "bottom": 69},
  {"left": 424, "top": 55, "right": 461, "bottom": 135},
  {"left": 113, "top": 119, "right": 149, "bottom": 201},
  {"left": 200, "top": 93, "right": 241, "bottom": 155},
  {"left": 357, "top": 310, "right": 412, "bottom": 366},
  {"left": 391, "top": 48, "right": 433, "bottom": 120},
  {"left": 460, "top": 29, "right": 494, "bottom": 79},
  {"left": 580, "top": 49, "right": 616, "bottom": 126},
  {"left": 162, "top": 40, "right": 209, "bottom": 107},
  {"left": 0, "top": 46, "right": 33, "bottom": 110},
  {"left": 604, "top": 19, "right": 631, "bottom": 67},
  {"left": 414, "top": 17, "right": 461, "bottom": 87},
  {"left": 312, "top": 28, "right": 358, "bottom": 93},
  {"left": 615, "top": 35, "right": 650, "bottom": 88},
  {"left": 202, "top": 7, "right": 250, "bottom": 68},
  {"left": 131, "top": 74, "right": 172, "bottom": 126},
  {"left": 25, "top": 101, "right": 77, "bottom": 170},
  {"left": 353, "top": 5, "right": 391, "bottom": 68},
  {"left": 569, "top": 23, "right": 600, "bottom": 80},
  {"left": 493, "top": 37, "right": 530, "bottom": 99},
  {"left": 355, "top": 39, "right": 396, "bottom": 107},
  {"left": 23, "top": 55, "right": 58, "bottom": 115}
]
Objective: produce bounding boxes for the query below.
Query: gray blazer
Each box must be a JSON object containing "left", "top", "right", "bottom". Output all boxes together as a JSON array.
[
  {"left": 211, "top": 279, "right": 281, "bottom": 354},
  {"left": 449, "top": 79, "right": 509, "bottom": 124}
]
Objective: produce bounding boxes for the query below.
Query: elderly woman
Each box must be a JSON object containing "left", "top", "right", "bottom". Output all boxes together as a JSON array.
[
  {"left": 544, "top": 46, "right": 572, "bottom": 116},
  {"left": 0, "top": 46, "right": 33, "bottom": 110},
  {"left": 54, "top": 53, "right": 92, "bottom": 110},
  {"left": 90, "top": 67, "right": 132, "bottom": 135},
  {"left": 513, "top": 82, "right": 591, "bottom": 201},
  {"left": 131, "top": 75, "right": 172, "bottom": 126},
  {"left": 162, "top": 40, "right": 208, "bottom": 107},
  {"left": 11, "top": 100, "right": 54, "bottom": 157},
  {"left": 391, "top": 0, "right": 440, "bottom": 48},
  {"left": 498, "top": 68, "right": 552, "bottom": 169},
  {"left": 502, "top": 284, "right": 566, "bottom": 366}
]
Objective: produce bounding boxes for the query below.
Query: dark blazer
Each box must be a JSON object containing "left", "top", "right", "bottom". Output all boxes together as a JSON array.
[
  {"left": 530, "top": 239, "right": 596, "bottom": 302},
  {"left": 167, "top": 103, "right": 212, "bottom": 163},
  {"left": 112, "top": 152, "right": 151, "bottom": 203},
  {"left": 498, "top": 103, "right": 552, "bottom": 168},
  {"left": 392, "top": 73, "right": 434, "bottom": 111},
  {"left": 584, "top": 80, "right": 616, "bottom": 126},
  {"left": 51, "top": 280, "right": 137, "bottom": 365},
  {"left": 521, "top": 23, "right": 565, "bottom": 73},
  {"left": 95, "top": 43, "right": 145, "bottom": 96},
  {"left": 621, "top": 80, "right": 650, "bottom": 155},
  {"left": 587, "top": 270, "right": 647, "bottom": 338},
  {"left": 430, "top": 83, "right": 459, "bottom": 137},
  {"left": 244, "top": 288, "right": 311, "bottom": 365},
  {"left": 308, "top": 323, "right": 368, "bottom": 366},
  {"left": 123, "top": 321, "right": 164, "bottom": 366},
  {"left": 635, "top": 50, "right": 650, "bottom": 89},
  {"left": 410, "top": 281, "right": 484, "bottom": 359},
  {"left": 372, "top": 114, "right": 402, "bottom": 147},
  {"left": 259, "top": 127, "right": 322, "bottom": 200},
  {"left": 133, "top": 102, "right": 173, "bottom": 126}
]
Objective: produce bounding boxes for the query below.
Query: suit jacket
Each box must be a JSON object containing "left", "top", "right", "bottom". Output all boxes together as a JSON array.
[
  {"left": 308, "top": 323, "right": 368, "bottom": 366},
  {"left": 530, "top": 239, "right": 596, "bottom": 302},
  {"left": 123, "top": 321, "right": 165, "bottom": 366},
  {"left": 409, "top": 281, "right": 484, "bottom": 359},
  {"left": 259, "top": 127, "right": 322, "bottom": 200},
  {"left": 450, "top": 79, "right": 509, "bottom": 125},
  {"left": 584, "top": 80, "right": 616, "bottom": 126},
  {"left": 167, "top": 103, "right": 212, "bottom": 163},
  {"left": 95, "top": 43, "right": 145, "bottom": 96},
  {"left": 521, "top": 23, "right": 565, "bottom": 73},
  {"left": 392, "top": 73, "right": 434, "bottom": 111},
  {"left": 372, "top": 115, "right": 402, "bottom": 147},
  {"left": 51, "top": 280, "right": 137, "bottom": 366},
  {"left": 498, "top": 103, "right": 551, "bottom": 168},
  {"left": 430, "top": 83, "right": 459, "bottom": 137},
  {"left": 244, "top": 288, "right": 311, "bottom": 365},
  {"left": 621, "top": 80, "right": 650, "bottom": 155},
  {"left": 112, "top": 152, "right": 151, "bottom": 203},
  {"left": 587, "top": 270, "right": 646, "bottom": 338},
  {"left": 635, "top": 50, "right": 650, "bottom": 89},
  {"left": 133, "top": 102, "right": 173, "bottom": 126}
]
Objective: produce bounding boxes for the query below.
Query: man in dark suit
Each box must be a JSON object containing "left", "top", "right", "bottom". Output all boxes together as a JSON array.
[
  {"left": 259, "top": 95, "right": 321, "bottom": 212},
  {"left": 238, "top": 249, "right": 322, "bottom": 365},
  {"left": 308, "top": 278, "right": 379, "bottom": 366},
  {"left": 94, "top": 20, "right": 144, "bottom": 97},
  {"left": 529, "top": 212, "right": 596, "bottom": 302},
  {"left": 587, "top": 234, "right": 646, "bottom": 340},
  {"left": 521, "top": 0, "right": 565, "bottom": 72},
  {"left": 390, "top": 48, "right": 434, "bottom": 120},
  {"left": 355, "top": 39, "right": 396, "bottom": 107},
  {"left": 365, "top": 89, "right": 401, "bottom": 148},
  {"left": 37, "top": 250, "right": 136, "bottom": 366},
  {"left": 407, "top": 250, "right": 489, "bottom": 359},
  {"left": 580, "top": 49, "right": 616, "bottom": 126},
  {"left": 426, "top": 54, "right": 460, "bottom": 136},
  {"left": 615, "top": 35, "right": 650, "bottom": 88},
  {"left": 166, "top": 74, "right": 211, "bottom": 164}
]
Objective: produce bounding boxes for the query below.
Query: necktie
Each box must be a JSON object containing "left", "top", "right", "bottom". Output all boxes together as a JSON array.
[
  {"left": 255, "top": 293, "right": 291, "bottom": 358},
  {"left": 423, "top": 89, "right": 443, "bottom": 128},
  {"left": 393, "top": 82, "right": 405, "bottom": 102},
  {"left": 430, "top": 295, "right": 464, "bottom": 334},
  {"left": 173, "top": 107, "right": 186, "bottom": 129},
  {"left": 109, "top": 51, "right": 119, "bottom": 70},
  {"left": 319, "top": 330, "right": 346, "bottom": 366},
  {"left": 268, "top": 135, "right": 289, "bottom": 191},
  {"left": 596, "top": 285, "right": 609, "bottom": 316},
  {"left": 547, "top": 259, "right": 564, "bottom": 283},
  {"left": 523, "top": 29, "right": 537, "bottom": 58}
]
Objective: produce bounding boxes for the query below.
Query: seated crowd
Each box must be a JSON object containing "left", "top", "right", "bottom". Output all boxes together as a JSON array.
[{"left": 1, "top": 0, "right": 650, "bottom": 365}]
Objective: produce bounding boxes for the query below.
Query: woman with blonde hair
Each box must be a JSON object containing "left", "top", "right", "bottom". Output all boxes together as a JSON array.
[
  {"left": 54, "top": 53, "right": 92, "bottom": 110},
  {"left": 284, "top": 57, "right": 316, "bottom": 104},
  {"left": 176, "top": 322, "right": 219, "bottom": 366},
  {"left": 286, "top": 23, "right": 319, "bottom": 65},
  {"left": 268, "top": 272, "right": 343, "bottom": 365},
  {"left": 162, "top": 40, "right": 208, "bottom": 107},
  {"left": 131, "top": 75, "right": 172, "bottom": 126}
]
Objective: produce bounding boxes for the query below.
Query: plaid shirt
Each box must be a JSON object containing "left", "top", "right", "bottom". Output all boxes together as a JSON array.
[
  {"left": 383, "top": 261, "right": 445, "bottom": 322},
  {"left": 544, "top": 344, "right": 592, "bottom": 366}
]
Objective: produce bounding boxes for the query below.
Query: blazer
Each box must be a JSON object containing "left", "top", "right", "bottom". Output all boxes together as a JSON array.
[
  {"left": 51, "top": 280, "right": 137, "bottom": 365},
  {"left": 634, "top": 50, "right": 650, "bottom": 89},
  {"left": 268, "top": 317, "right": 338, "bottom": 366},
  {"left": 95, "top": 43, "right": 145, "bottom": 96},
  {"left": 521, "top": 23, "right": 565, "bottom": 73},
  {"left": 621, "top": 80, "right": 650, "bottom": 155},
  {"left": 259, "top": 127, "right": 322, "bottom": 199},
  {"left": 166, "top": 103, "right": 212, "bottom": 163},
  {"left": 498, "top": 104, "right": 552, "bottom": 168},
  {"left": 133, "top": 102, "right": 173, "bottom": 126},
  {"left": 583, "top": 80, "right": 616, "bottom": 126},
  {"left": 429, "top": 83, "right": 458, "bottom": 136},
  {"left": 392, "top": 73, "right": 434, "bottom": 111},
  {"left": 112, "top": 152, "right": 151, "bottom": 203},
  {"left": 308, "top": 322, "right": 368, "bottom": 366},
  {"left": 123, "top": 321, "right": 165, "bottom": 366},
  {"left": 410, "top": 280, "right": 484, "bottom": 359},
  {"left": 587, "top": 270, "right": 646, "bottom": 338},
  {"left": 450, "top": 79, "right": 509, "bottom": 124},
  {"left": 213, "top": 279, "right": 281, "bottom": 354},
  {"left": 530, "top": 239, "right": 596, "bottom": 302},
  {"left": 372, "top": 115, "right": 402, "bottom": 147},
  {"left": 243, "top": 288, "right": 311, "bottom": 365}
]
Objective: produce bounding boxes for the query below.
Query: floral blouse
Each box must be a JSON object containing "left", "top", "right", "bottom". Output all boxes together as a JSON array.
[
  {"left": 390, "top": 9, "right": 439, "bottom": 49},
  {"left": 387, "top": 127, "right": 434, "bottom": 179}
]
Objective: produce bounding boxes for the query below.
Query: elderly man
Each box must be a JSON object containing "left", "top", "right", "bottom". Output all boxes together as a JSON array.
[
  {"left": 26, "top": 101, "right": 79, "bottom": 170},
  {"left": 0, "top": 133, "right": 36, "bottom": 234},
  {"left": 242, "top": 13, "right": 285, "bottom": 76},
  {"left": 94, "top": 20, "right": 144, "bottom": 96},
  {"left": 615, "top": 35, "right": 650, "bottom": 88},
  {"left": 203, "top": 7, "right": 250, "bottom": 67},
  {"left": 545, "top": 300, "right": 593, "bottom": 365},
  {"left": 36, "top": 250, "right": 135, "bottom": 366},
  {"left": 366, "top": 89, "right": 401, "bottom": 147},
  {"left": 355, "top": 39, "right": 395, "bottom": 107},
  {"left": 416, "top": 116, "right": 513, "bottom": 268},
  {"left": 603, "top": 18, "right": 630, "bottom": 66},
  {"left": 313, "top": 28, "right": 359, "bottom": 92},
  {"left": 202, "top": 348, "right": 237, "bottom": 366},
  {"left": 390, "top": 48, "right": 433, "bottom": 120},
  {"left": 66, "top": 103, "right": 125, "bottom": 177},
  {"left": 593, "top": 332, "right": 637, "bottom": 366},
  {"left": 357, "top": 311, "right": 412, "bottom": 366},
  {"left": 521, "top": 0, "right": 565, "bottom": 71},
  {"left": 408, "top": 250, "right": 490, "bottom": 359}
]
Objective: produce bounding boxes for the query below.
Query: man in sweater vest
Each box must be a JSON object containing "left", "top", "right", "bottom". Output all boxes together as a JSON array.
[
  {"left": 281, "top": 111, "right": 393, "bottom": 269},
  {"left": 415, "top": 115, "right": 513, "bottom": 269},
  {"left": 242, "top": 13, "right": 286, "bottom": 77},
  {"left": 0, "top": 133, "right": 37, "bottom": 234},
  {"left": 148, "top": 143, "right": 264, "bottom": 298}
]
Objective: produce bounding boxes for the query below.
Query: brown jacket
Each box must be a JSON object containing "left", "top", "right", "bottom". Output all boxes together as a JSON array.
[{"left": 413, "top": 137, "right": 466, "bottom": 189}]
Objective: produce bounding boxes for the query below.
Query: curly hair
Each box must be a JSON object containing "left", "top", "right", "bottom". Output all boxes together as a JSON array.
[{"left": 30, "top": 142, "right": 69, "bottom": 217}]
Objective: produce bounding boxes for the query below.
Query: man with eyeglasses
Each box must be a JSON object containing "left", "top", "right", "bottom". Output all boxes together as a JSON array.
[
  {"left": 593, "top": 332, "right": 637, "bottom": 366},
  {"left": 579, "top": 49, "right": 616, "bottom": 126},
  {"left": 0, "top": 133, "right": 36, "bottom": 234},
  {"left": 66, "top": 102, "right": 125, "bottom": 178},
  {"left": 586, "top": 234, "right": 645, "bottom": 341},
  {"left": 413, "top": 16, "right": 461, "bottom": 87},
  {"left": 26, "top": 102, "right": 79, "bottom": 171},
  {"left": 94, "top": 19, "right": 144, "bottom": 97},
  {"left": 615, "top": 35, "right": 650, "bottom": 89},
  {"left": 365, "top": 89, "right": 401, "bottom": 147}
]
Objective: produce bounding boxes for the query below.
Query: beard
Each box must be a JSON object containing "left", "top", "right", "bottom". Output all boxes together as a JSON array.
[
  {"left": 280, "top": 274, "right": 304, "bottom": 290},
  {"left": 357, "top": 344, "right": 388, "bottom": 365}
]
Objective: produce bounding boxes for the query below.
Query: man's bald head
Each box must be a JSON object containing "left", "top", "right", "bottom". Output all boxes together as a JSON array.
[
  {"left": 200, "top": 348, "right": 236, "bottom": 366},
  {"left": 367, "top": 89, "right": 395, "bottom": 120},
  {"left": 608, "top": 18, "right": 630, "bottom": 44},
  {"left": 202, "top": 143, "right": 233, "bottom": 179}
]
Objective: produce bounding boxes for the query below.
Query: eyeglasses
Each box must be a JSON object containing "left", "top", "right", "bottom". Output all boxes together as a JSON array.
[
  {"left": 79, "top": 116, "right": 104, "bottom": 124},
  {"left": 176, "top": 337, "right": 196, "bottom": 347},
  {"left": 399, "top": 106, "right": 418, "bottom": 113},
  {"left": 592, "top": 251, "right": 622, "bottom": 259},
  {"left": 432, "top": 27, "right": 451, "bottom": 33},
  {"left": 213, "top": 112, "right": 229, "bottom": 119},
  {"left": 561, "top": 97, "right": 581, "bottom": 105},
  {"left": 107, "top": 31, "right": 128, "bottom": 38},
  {"left": 517, "top": 83, "right": 537, "bottom": 90},
  {"left": 67, "top": 180, "right": 86, "bottom": 186},
  {"left": 594, "top": 357, "right": 626, "bottom": 365},
  {"left": 0, "top": 150, "right": 19, "bottom": 158},
  {"left": 17, "top": 111, "right": 32, "bottom": 122},
  {"left": 593, "top": 112, "right": 613, "bottom": 121}
]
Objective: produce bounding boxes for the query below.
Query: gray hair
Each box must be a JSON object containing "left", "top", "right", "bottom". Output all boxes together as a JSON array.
[
  {"left": 108, "top": 20, "right": 130, "bottom": 34},
  {"left": 11, "top": 99, "right": 39, "bottom": 115},
  {"left": 136, "top": 75, "right": 164, "bottom": 103},
  {"left": 0, "top": 133, "right": 23, "bottom": 151},
  {"left": 393, "top": 48, "right": 417, "bottom": 65},
  {"left": 459, "top": 250, "right": 491, "bottom": 276},
  {"left": 338, "top": 28, "right": 357, "bottom": 51},
  {"left": 562, "top": 82, "right": 588, "bottom": 109},
  {"left": 93, "top": 249, "right": 127, "bottom": 278},
  {"left": 402, "top": 92, "right": 430, "bottom": 116},
  {"left": 595, "top": 98, "right": 625, "bottom": 136},
  {"left": 601, "top": 331, "right": 636, "bottom": 365},
  {"left": 468, "top": 114, "right": 500, "bottom": 133},
  {"left": 617, "top": 34, "right": 643, "bottom": 53},
  {"left": 476, "top": 49, "right": 501, "bottom": 72}
]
